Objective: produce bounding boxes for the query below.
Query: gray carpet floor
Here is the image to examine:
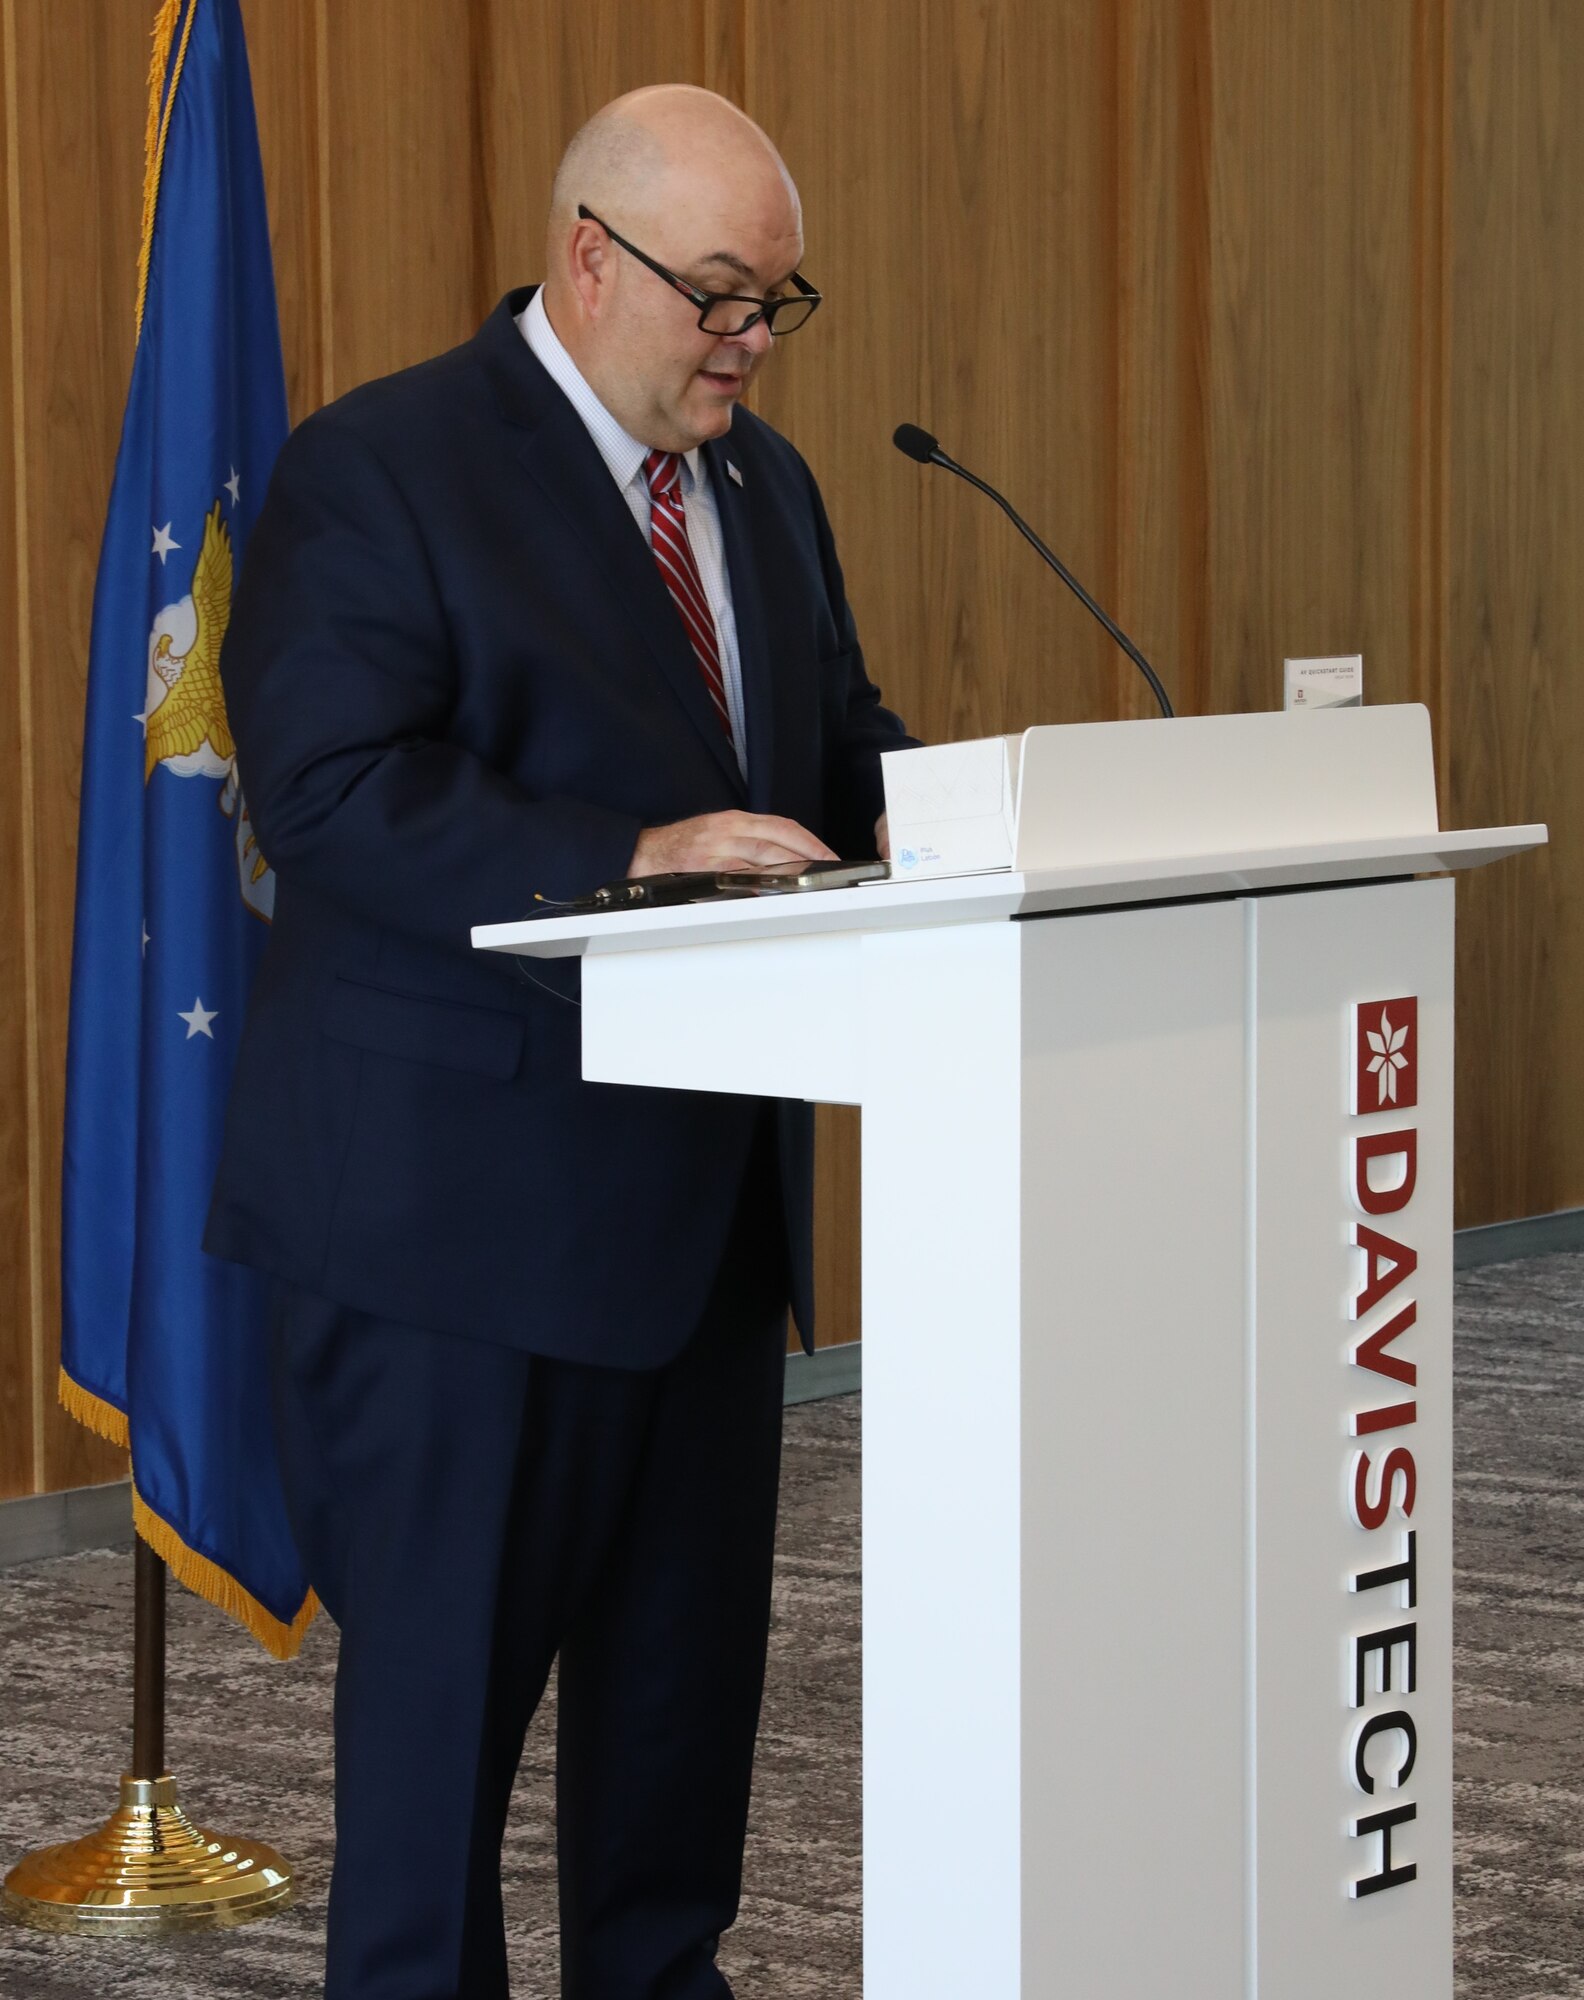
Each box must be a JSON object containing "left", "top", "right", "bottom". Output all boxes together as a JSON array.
[{"left": 0, "top": 1250, "right": 1580, "bottom": 1997}]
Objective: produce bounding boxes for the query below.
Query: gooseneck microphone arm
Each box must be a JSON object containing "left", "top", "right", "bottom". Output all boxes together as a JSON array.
[{"left": 892, "top": 423, "right": 1175, "bottom": 720}]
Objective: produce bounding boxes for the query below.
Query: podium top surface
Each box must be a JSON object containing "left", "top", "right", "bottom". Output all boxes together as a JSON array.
[{"left": 473, "top": 822, "right": 1546, "bottom": 961}]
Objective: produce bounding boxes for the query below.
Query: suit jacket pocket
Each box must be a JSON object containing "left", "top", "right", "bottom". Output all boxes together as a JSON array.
[{"left": 322, "top": 976, "right": 526, "bottom": 1080}]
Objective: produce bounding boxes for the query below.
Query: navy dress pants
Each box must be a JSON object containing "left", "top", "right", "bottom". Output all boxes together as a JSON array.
[{"left": 268, "top": 1149, "right": 791, "bottom": 2000}]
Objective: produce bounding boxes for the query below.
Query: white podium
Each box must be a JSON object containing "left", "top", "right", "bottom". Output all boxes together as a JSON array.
[{"left": 475, "top": 708, "right": 1544, "bottom": 1999}]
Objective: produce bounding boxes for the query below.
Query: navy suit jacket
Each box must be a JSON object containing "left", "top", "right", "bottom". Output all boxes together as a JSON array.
[{"left": 204, "top": 288, "right": 913, "bottom": 1367}]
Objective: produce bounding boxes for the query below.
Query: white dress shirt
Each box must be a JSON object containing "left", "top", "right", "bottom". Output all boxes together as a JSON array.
[{"left": 517, "top": 288, "right": 747, "bottom": 779}]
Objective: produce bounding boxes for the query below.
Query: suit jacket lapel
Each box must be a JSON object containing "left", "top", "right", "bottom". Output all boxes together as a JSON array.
[
  {"left": 475, "top": 294, "right": 745, "bottom": 797},
  {"left": 704, "top": 436, "right": 776, "bottom": 811}
]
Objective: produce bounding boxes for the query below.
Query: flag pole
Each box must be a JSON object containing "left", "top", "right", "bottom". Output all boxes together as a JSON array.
[
  {"left": 0, "top": 1532, "right": 295, "bottom": 1932},
  {"left": 131, "top": 1537, "right": 166, "bottom": 1780}
]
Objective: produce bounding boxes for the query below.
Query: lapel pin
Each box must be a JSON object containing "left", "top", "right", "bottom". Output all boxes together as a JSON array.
[{"left": 726, "top": 460, "right": 744, "bottom": 487}]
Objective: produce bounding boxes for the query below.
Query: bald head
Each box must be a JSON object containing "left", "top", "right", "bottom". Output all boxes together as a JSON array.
[
  {"left": 548, "top": 86, "right": 799, "bottom": 249},
  {"left": 540, "top": 87, "right": 807, "bottom": 453}
]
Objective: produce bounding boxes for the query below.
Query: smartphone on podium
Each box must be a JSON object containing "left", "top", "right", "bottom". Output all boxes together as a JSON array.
[{"left": 534, "top": 858, "right": 889, "bottom": 918}]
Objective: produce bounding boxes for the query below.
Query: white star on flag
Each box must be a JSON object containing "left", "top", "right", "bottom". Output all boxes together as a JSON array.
[
  {"left": 152, "top": 522, "right": 180, "bottom": 563},
  {"left": 224, "top": 466, "right": 241, "bottom": 505},
  {"left": 178, "top": 997, "right": 218, "bottom": 1040}
]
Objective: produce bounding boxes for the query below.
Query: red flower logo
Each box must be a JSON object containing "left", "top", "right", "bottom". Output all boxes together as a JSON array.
[{"left": 1354, "top": 998, "right": 1417, "bottom": 1114}]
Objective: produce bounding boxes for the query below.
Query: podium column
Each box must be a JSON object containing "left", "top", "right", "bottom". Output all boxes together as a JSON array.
[
  {"left": 858, "top": 898, "right": 1252, "bottom": 1996},
  {"left": 856, "top": 877, "right": 1452, "bottom": 1998}
]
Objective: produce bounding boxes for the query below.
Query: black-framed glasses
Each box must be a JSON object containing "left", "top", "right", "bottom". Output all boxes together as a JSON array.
[{"left": 577, "top": 205, "right": 822, "bottom": 336}]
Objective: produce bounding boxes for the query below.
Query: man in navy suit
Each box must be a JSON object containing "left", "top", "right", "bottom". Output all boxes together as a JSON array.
[{"left": 207, "top": 83, "right": 911, "bottom": 2000}]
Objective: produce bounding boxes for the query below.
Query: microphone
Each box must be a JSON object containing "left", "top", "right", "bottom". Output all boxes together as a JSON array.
[{"left": 892, "top": 424, "right": 1174, "bottom": 719}]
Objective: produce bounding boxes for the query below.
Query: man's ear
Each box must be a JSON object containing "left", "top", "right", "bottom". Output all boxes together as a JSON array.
[{"left": 567, "top": 218, "right": 608, "bottom": 318}]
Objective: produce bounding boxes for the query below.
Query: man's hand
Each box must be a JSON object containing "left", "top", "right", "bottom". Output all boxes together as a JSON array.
[
  {"left": 875, "top": 812, "right": 891, "bottom": 861},
  {"left": 629, "top": 811, "right": 838, "bottom": 878}
]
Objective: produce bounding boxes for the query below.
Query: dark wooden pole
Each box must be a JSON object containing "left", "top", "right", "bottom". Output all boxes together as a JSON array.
[{"left": 130, "top": 1536, "right": 167, "bottom": 1780}]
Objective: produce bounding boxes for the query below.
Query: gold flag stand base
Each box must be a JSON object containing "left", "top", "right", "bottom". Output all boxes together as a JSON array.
[{"left": 1, "top": 1773, "right": 294, "bottom": 1933}]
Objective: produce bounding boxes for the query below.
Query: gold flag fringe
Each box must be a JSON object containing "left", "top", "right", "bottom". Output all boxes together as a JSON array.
[
  {"left": 134, "top": 0, "right": 198, "bottom": 340},
  {"left": 58, "top": 1369, "right": 321, "bottom": 1659},
  {"left": 57, "top": 1366, "right": 131, "bottom": 1450},
  {"left": 132, "top": 1484, "right": 321, "bottom": 1663}
]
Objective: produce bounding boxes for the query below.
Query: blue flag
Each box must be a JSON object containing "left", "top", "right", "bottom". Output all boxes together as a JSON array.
[{"left": 61, "top": 0, "right": 314, "bottom": 1656}]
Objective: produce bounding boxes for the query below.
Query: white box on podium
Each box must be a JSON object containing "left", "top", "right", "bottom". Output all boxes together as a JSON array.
[{"left": 880, "top": 732, "right": 1021, "bottom": 878}]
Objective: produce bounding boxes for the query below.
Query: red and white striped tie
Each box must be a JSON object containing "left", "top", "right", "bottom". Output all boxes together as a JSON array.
[{"left": 642, "top": 449, "right": 732, "bottom": 738}]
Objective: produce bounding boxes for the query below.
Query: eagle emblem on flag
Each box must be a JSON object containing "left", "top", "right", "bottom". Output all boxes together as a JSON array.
[
  {"left": 143, "top": 496, "right": 273, "bottom": 916},
  {"left": 145, "top": 500, "right": 234, "bottom": 781}
]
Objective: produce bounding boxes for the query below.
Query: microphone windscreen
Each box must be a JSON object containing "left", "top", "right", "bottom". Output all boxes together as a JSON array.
[{"left": 892, "top": 423, "right": 940, "bottom": 464}]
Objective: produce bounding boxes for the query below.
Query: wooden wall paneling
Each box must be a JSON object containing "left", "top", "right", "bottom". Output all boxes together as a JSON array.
[
  {"left": 699, "top": 0, "right": 745, "bottom": 109},
  {"left": 463, "top": 0, "right": 548, "bottom": 308},
  {"left": 12, "top": 0, "right": 142, "bottom": 1491},
  {"left": 913, "top": 0, "right": 1030, "bottom": 743},
  {"left": 320, "top": 2, "right": 483, "bottom": 395},
  {"left": 804, "top": 1099, "right": 860, "bottom": 1352},
  {"left": 0, "top": 0, "right": 35, "bottom": 1497},
  {"left": 912, "top": 0, "right": 1021, "bottom": 746},
  {"left": 742, "top": 0, "right": 929, "bottom": 1347},
  {"left": 1114, "top": 0, "right": 1212, "bottom": 719},
  {"left": 1447, "top": 0, "right": 1584, "bottom": 1224},
  {"left": 1202, "top": 0, "right": 1266, "bottom": 721},
  {"left": 914, "top": 0, "right": 1123, "bottom": 744},
  {"left": 1408, "top": 0, "right": 1451, "bottom": 794},
  {"left": 1205, "top": 0, "right": 1424, "bottom": 722},
  {"left": 517, "top": 0, "right": 713, "bottom": 136},
  {"left": 742, "top": 0, "right": 926, "bottom": 727},
  {"left": 245, "top": 0, "right": 327, "bottom": 427},
  {"left": 1002, "top": 0, "right": 1130, "bottom": 733},
  {"left": 1342, "top": 3, "right": 1425, "bottom": 711},
  {"left": 470, "top": 1, "right": 720, "bottom": 311}
]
